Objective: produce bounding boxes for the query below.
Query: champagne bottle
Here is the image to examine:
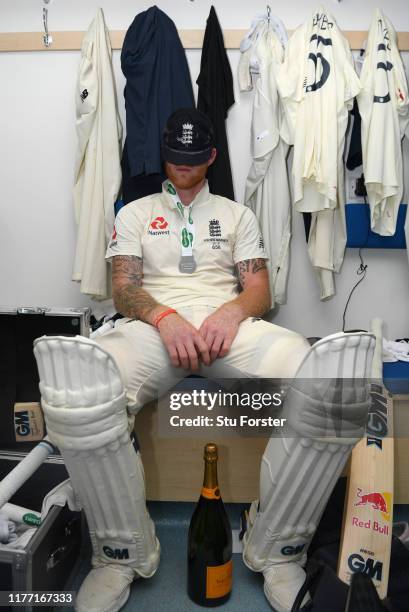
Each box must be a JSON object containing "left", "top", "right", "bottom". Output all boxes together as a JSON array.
[{"left": 187, "top": 443, "right": 233, "bottom": 607}]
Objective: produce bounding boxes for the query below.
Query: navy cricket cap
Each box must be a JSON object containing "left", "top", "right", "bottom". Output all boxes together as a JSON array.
[{"left": 161, "top": 108, "right": 215, "bottom": 166}]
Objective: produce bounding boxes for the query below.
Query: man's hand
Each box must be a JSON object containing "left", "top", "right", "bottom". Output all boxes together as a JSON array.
[
  {"left": 157, "top": 313, "right": 211, "bottom": 371},
  {"left": 198, "top": 258, "right": 271, "bottom": 363},
  {"left": 199, "top": 304, "right": 244, "bottom": 363}
]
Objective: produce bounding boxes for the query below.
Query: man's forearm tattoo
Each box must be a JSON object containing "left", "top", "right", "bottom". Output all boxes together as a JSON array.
[
  {"left": 112, "top": 255, "right": 158, "bottom": 320},
  {"left": 236, "top": 258, "right": 267, "bottom": 285},
  {"left": 251, "top": 258, "right": 267, "bottom": 273},
  {"left": 112, "top": 255, "right": 143, "bottom": 287}
]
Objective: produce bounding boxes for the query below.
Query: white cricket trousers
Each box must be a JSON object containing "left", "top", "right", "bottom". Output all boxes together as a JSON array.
[{"left": 95, "top": 306, "right": 310, "bottom": 413}]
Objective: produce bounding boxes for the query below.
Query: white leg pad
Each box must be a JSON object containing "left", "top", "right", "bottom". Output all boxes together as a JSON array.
[
  {"left": 243, "top": 332, "right": 375, "bottom": 572},
  {"left": 33, "top": 336, "right": 160, "bottom": 578}
]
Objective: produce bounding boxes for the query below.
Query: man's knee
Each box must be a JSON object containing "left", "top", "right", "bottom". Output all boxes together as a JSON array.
[{"left": 256, "top": 327, "right": 310, "bottom": 378}]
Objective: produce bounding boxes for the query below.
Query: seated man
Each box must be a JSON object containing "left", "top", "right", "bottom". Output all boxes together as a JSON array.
[
  {"left": 99, "top": 107, "right": 309, "bottom": 413},
  {"left": 33, "top": 108, "right": 374, "bottom": 612},
  {"left": 96, "top": 108, "right": 312, "bottom": 611}
]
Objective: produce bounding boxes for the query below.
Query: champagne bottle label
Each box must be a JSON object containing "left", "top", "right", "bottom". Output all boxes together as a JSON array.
[
  {"left": 201, "top": 486, "right": 221, "bottom": 500},
  {"left": 206, "top": 560, "right": 233, "bottom": 599}
]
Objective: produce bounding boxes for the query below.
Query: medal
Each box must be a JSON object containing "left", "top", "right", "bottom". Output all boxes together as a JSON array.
[{"left": 179, "top": 255, "right": 197, "bottom": 274}]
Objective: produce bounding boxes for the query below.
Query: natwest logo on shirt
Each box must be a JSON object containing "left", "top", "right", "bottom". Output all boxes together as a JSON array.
[
  {"left": 149, "top": 216, "right": 170, "bottom": 235},
  {"left": 151, "top": 216, "right": 168, "bottom": 230}
]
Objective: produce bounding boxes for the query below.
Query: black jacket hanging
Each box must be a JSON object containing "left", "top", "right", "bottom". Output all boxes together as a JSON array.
[
  {"left": 346, "top": 99, "right": 363, "bottom": 171},
  {"left": 197, "top": 6, "right": 235, "bottom": 200},
  {"left": 121, "top": 6, "right": 195, "bottom": 203}
]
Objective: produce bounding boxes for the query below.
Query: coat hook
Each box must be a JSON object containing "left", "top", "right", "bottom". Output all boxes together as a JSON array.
[
  {"left": 267, "top": 5, "right": 271, "bottom": 24},
  {"left": 42, "top": 1, "right": 53, "bottom": 47}
]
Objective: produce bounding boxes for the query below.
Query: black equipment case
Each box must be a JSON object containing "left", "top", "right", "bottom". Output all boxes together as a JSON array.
[
  {"left": 0, "top": 452, "right": 83, "bottom": 612},
  {"left": 0, "top": 306, "right": 90, "bottom": 449},
  {"left": 0, "top": 307, "right": 90, "bottom": 608}
]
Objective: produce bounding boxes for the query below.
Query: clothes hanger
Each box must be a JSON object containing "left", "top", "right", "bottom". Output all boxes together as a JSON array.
[{"left": 42, "top": 0, "right": 53, "bottom": 47}]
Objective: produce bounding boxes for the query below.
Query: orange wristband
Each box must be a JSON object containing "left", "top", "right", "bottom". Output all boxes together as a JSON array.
[{"left": 154, "top": 308, "right": 177, "bottom": 328}]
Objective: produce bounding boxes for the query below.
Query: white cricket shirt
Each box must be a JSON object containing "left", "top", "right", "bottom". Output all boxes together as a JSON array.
[
  {"left": 72, "top": 9, "right": 122, "bottom": 299},
  {"left": 241, "top": 22, "right": 291, "bottom": 306},
  {"left": 276, "top": 9, "right": 360, "bottom": 212},
  {"left": 106, "top": 181, "right": 268, "bottom": 310},
  {"left": 358, "top": 9, "right": 409, "bottom": 236}
]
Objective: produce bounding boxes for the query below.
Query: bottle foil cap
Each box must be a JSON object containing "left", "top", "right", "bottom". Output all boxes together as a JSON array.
[{"left": 204, "top": 443, "right": 218, "bottom": 461}]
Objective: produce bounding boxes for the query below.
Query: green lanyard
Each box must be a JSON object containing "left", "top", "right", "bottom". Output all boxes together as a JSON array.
[{"left": 166, "top": 181, "right": 197, "bottom": 273}]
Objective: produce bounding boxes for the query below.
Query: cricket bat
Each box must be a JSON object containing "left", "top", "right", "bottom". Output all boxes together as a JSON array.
[
  {"left": 14, "top": 402, "right": 45, "bottom": 442},
  {"left": 338, "top": 318, "right": 394, "bottom": 600}
]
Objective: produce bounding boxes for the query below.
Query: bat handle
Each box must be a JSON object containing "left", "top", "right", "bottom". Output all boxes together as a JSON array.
[
  {"left": 0, "top": 437, "right": 55, "bottom": 510},
  {"left": 370, "top": 317, "right": 384, "bottom": 381}
]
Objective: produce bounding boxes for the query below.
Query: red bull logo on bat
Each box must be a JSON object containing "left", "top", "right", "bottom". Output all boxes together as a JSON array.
[
  {"left": 354, "top": 488, "right": 392, "bottom": 522},
  {"left": 351, "top": 517, "right": 389, "bottom": 535}
]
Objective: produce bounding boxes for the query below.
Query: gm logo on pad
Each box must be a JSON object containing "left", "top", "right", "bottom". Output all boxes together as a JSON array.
[
  {"left": 103, "top": 546, "right": 129, "bottom": 560},
  {"left": 281, "top": 544, "right": 305, "bottom": 556}
]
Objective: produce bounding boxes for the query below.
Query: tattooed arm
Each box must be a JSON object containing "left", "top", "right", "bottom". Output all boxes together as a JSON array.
[
  {"left": 111, "top": 255, "right": 165, "bottom": 324},
  {"left": 198, "top": 258, "right": 271, "bottom": 362},
  {"left": 233, "top": 258, "right": 271, "bottom": 318},
  {"left": 111, "top": 255, "right": 210, "bottom": 370}
]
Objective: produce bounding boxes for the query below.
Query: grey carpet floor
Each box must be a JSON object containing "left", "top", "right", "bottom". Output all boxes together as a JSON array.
[{"left": 64, "top": 501, "right": 409, "bottom": 612}]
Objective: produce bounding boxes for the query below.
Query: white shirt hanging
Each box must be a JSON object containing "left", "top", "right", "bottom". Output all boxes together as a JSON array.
[
  {"left": 275, "top": 7, "right": 360, "bottom": 300},
  {"left": 358, "top": 9, "right": 409, "bottom": 236},
  {"left": 240, "top": 18, "right": 291, "bottom": 305},
  {"left": 72, "top": 9, "right": 122, "bottom": 299}
]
